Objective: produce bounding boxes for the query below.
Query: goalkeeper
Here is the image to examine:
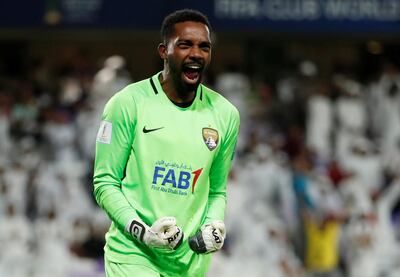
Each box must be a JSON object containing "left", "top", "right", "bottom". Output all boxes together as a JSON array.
[{"left": 93, "top": 8, "right": 240, "bottom": 277}]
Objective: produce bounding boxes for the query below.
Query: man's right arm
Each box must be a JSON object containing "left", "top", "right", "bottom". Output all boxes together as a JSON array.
[
  {"left": 93, "top": 90, "right": 139, "bottom": 233},
  {"left": 93, "top": 89, "right": 184, "bottom": 249}
]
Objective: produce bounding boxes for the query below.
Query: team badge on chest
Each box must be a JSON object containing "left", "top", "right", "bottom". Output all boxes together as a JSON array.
[{"left": 202, "top": 127, "right": 219, "bottom": 151}]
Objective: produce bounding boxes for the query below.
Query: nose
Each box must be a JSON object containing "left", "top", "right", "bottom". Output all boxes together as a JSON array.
[{"left": 188, "top": 46, "right": 202, "bottom": 60}]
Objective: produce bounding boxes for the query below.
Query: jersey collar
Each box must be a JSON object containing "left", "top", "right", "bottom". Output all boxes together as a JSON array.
[{"left": 150, "top": 72, "right": 203, "bottom": 107}]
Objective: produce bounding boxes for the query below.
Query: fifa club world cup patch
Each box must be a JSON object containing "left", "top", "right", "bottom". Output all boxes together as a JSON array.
[
  {"left": 96, "top": 120, "right": 112, "bottom": 144},
  {"left": 202, "top": 127, "right": 219, "bottom": 151}
]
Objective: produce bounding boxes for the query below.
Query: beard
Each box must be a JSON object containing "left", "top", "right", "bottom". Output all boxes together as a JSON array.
[{"left": 169, "top": 60, "right": 203, "bottom": 94}]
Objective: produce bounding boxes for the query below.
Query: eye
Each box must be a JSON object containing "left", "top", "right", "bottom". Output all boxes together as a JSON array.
[
  {"left": 178, "top": 42, "right": 191, "bottom": 49},
  {"left": 200, "top": 43, "right": 211, "bottom": 52}
]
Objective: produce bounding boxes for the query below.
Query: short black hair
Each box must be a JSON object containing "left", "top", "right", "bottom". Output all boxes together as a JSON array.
[{"left": 160, "top": 9, "right": 211, "bottom": 42}]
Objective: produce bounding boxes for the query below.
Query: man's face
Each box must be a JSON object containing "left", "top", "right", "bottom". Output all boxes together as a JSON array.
[{"left": 161, "top": 21, "right": 212, "bottom": 91}]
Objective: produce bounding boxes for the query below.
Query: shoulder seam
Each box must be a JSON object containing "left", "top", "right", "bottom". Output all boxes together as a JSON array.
[{"left": 149, "top": 77, "right": 158, "bottom": 95}]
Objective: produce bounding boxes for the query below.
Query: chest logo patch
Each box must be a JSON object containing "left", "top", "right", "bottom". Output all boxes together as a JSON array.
[{"left": 202, "top": 127, "right": 219, "bottom": 151}]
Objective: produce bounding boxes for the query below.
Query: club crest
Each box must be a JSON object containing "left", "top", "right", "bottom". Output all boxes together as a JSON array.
[{"left": 202, "top": 128, "right": 219, "bottom": 151}]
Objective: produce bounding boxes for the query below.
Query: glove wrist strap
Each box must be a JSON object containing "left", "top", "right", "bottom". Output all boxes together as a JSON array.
[
  {"left": 126, "top": 219, "right": 148, "bottom": 242},
  {"left": 189, "top": 232, "right": 208, "bottom": 254}
]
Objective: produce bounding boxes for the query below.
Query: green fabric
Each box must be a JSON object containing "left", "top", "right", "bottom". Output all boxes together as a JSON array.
[
  {"left": 93, "top": 72, "right": 240, "bottom": 276},
  {"left": 105, "top": 258, "right": 160, "bottom": 277}
]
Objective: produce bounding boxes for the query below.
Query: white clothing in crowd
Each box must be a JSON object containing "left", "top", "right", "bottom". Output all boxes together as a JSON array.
[
  {"left": 0, "top": 114, "right": 11, "bottom": 156},
  {"left": 42, "top": 118, "right": 80, "bottom": 162},
  {"left": 334, "top": 92, "right": 368, "bottom": 163},
  {"left": 33, "top": 215, "right": 72, "bottom": 276},
  {"left": 35, "top": 161, "right": 94, "bottom": 221},
  {"left": 308, "top": 174, "right": 343, "bottom": 219},
  {"left": 215, "top": 70, "right": 251, "bottom": 153},
  {"left": 368, "top": 71, "right": 400, "bottom": 164},
  {"left": 338, "top": 175, "right": 373, "bottom": 217},
  {"left": 368, "top": 71, "right": 400, "bottom": 135},
  {"left": 340, "top": 179, "right": 400, "bottom": 277},
  {"left": 341, "top": 215, "right": 379, "bottom": 277},
  {"left": 91, "top": 55, "right": 132, "bottom": 114},
  {"left": 32, "top": 213, "right": 102, "bottom": 277},
  {"left": 208, "top": 146, "right": 302, "bottom": 277},
  {"left": 374, "top": 180, "right": 400, "bottom": 274},
  {"left": 2, "top": 162, "right": 29, "bottom": 215},
  {"left": 306, "top": 93, "right": 333, "bottom": 162},
  {"left": 78, "top": 55, "right": 132, "bottom": 161},
  {"left": 76, "top": 105, "right": 101, "bottom": 161},
  {"left": 340, "top": 139, "right": 384, "bottom": 195},
  {"left": 0, "top": 204, "right": 33, "bottom": 276}
]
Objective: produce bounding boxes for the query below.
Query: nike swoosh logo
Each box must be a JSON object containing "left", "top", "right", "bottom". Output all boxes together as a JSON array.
[{"left": 143, "top": 126, "right": 164, "bottom": 133}]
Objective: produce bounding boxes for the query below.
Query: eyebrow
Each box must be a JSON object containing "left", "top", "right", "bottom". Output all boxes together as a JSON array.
[
  {"left": 176, "top": 39, "right": 212, "bottom": 46},
  {"left": 199, "top": 41, "right": 212, "bottom": 47}
]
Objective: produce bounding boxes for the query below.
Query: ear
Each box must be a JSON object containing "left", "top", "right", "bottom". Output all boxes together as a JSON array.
[{"left": 158, "top": 43, "right": 167, "bottom": 60}]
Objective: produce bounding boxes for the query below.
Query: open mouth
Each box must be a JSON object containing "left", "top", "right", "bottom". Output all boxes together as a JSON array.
[{"left": 183, "top": 64, "right": 202, "bottom": 83}]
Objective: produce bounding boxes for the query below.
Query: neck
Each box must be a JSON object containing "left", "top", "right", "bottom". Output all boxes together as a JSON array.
[{"left": 159, "top": 71, "right": 196, "bottom": 103}]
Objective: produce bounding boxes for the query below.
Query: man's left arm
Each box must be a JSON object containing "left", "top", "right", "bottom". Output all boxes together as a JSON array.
[
  {"left": 206, "top": 109, "right": 240, "bottom": 223},
  {"left": 189, "top": 108, "right": 240, "bottom": 254}
]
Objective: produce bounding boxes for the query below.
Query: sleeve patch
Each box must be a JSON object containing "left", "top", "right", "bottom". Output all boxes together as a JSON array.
[{"left": 96, "top": 120, "right": 113, "bottom": 144}]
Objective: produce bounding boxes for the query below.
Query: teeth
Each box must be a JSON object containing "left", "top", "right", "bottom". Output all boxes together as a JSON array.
[{"left": 186, "top": 65, "right": 201, "bottom": 69}]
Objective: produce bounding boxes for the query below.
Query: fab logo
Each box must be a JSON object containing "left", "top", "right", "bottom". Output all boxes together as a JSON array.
[{"left": 152, "top": 166, "right": 203, "bottom": 194}]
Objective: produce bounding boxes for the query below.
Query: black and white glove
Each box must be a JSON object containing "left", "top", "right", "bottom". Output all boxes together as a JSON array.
[
  {"left": 189, "top": 220, "right": 226, "bottom": 254},
  {"left": 126, "top": 216, "right": 184, "bottom": 250}
]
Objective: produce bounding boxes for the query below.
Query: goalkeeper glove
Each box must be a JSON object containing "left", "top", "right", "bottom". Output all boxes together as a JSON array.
[
  {"left": 126, "top": 216, "right": 183, "bottom": 250},
  {"left": 189, "top": 220, "right": 226, "bottom": 254}
]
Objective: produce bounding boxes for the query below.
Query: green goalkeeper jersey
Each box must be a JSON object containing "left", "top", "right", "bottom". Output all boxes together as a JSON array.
[{"left": 93, "top": 72, "right": 240, "bottom": 276}]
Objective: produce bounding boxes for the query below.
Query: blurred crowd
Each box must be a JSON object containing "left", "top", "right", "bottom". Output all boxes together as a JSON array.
[
  {"left": 0, "top": 54, "right": 130, "bottom": 276},
  {"left": 209, "top": 59, "right": 400, "bottom": 277},
  {"left": 0, "top": 48, "right": 400, "bottom": 277}
]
